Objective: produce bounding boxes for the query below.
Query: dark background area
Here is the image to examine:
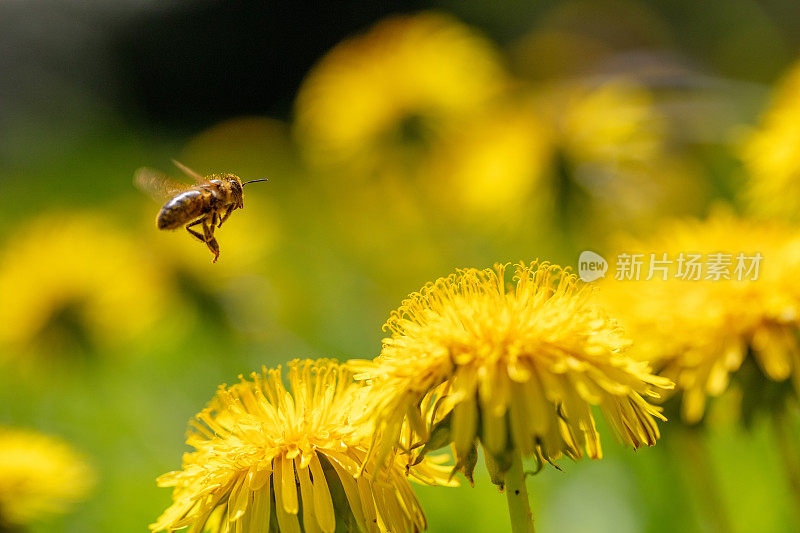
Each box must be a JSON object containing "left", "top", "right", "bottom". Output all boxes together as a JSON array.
[
  {"left": 113, "top": 0, "right": 800, "bottom": 130},
  {"left": 4, "top": 0, "right": 796, "bottom": 136}
]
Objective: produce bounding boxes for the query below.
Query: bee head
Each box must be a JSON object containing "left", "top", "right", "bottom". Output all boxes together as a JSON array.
[{"left": 225, "top": 175, "right": 244, "bottom": 206}]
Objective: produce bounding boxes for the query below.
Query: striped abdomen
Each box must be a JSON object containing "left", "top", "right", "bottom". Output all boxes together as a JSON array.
[{"left": 157, "top": 190, "right": 207, "bottom": 230}]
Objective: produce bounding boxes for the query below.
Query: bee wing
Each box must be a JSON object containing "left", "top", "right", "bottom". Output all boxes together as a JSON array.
[
  {"left": 134, "top": 167, "right": 190, "bottom": 202},
  {"left": 172, "top": 160, "right": 207, "bottom": 183}
]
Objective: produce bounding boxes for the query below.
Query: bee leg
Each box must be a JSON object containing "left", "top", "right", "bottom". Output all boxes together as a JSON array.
[
  {"left": 185, "top": 219, "right": 206, "bottom": 243},
  {"left": 217, "top": 204, "right": 236, "bottom": 227},
  {"left": 202, "top": 218, "right": 220, "bottom": 263},
  {"left": 206, "top": 237, "right": 220, "bottom": 263}
]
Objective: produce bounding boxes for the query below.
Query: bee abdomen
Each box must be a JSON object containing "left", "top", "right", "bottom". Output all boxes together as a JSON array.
[{"left": 157, "top": 190, "right": 205, "bottom": 230}]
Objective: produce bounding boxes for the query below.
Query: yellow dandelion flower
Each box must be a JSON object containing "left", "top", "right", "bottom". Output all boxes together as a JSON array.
[
  {"left": 599, "top": 210, "right": 800, "bottom": 423},
  {"left": 152, "top": 359, "right": 453, "bottom": 533},
  {"left": 0, "top": 427, "right": 94, "bottom": 527},
  {"left": 351, "top": 262, "right": 671, "bottom": 483},
  {"left": 294, "top": 12, "right": 507, "bottom": 173},
  {"left": 742, "top": 60, "right": 800, "bottom": 222},
  {"left": 0, "top": 212, "right": 168, "bottom": 357}
]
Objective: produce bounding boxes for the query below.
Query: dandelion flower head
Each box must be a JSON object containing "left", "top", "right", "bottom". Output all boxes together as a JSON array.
[
  {"left": 152, "top": 359, "right": 453, "bottom": 533},
  {"left": 599, "top": 211, "right": 800, "bottom": 423},
  {"left": 294, "top": 12, "right": 507, "bottom": 172},
  {"left": 352, "top": 262, "right": 671, "bottom": 482},
  {"left": 0, "top": 212, "right": 168, "bottom": 356}
]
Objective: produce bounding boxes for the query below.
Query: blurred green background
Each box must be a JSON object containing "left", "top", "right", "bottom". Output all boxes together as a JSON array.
[{"left": 1, "top": 1, "right": 799, "bottom": 531}]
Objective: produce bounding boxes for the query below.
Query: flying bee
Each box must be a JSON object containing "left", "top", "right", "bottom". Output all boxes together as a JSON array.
[{"left": 135, "top": 160, "right": 268, "bottom": 263}]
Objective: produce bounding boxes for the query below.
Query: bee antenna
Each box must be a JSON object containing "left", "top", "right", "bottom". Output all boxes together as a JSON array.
[{"left": 242, "top": 178, "right": 269, "bottom": 186}]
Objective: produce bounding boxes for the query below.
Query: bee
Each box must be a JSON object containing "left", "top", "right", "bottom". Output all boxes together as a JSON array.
[{"left": 135, "top": 160, "right": 268, "bottom": 263}]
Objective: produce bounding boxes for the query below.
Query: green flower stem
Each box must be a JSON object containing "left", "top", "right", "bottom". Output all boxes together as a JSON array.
[
  {"left": 772, "top": 409, "right": 800, "bottom": 513},
  {"left": 505, "top": 450, "right": 535, "bottom": 533},
  {"left": 672, "top": 426, "right": 733, "bottom": 533}
]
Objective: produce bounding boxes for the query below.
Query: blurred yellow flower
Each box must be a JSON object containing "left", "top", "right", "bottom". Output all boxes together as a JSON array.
[
  {"left": 294, "top": 11, "right": 507, "bottom": 173},
  {"left": 742, "top": 60, "right": 800, "bottom": 222},
  {"left": 181, "top": 116, "right": 299, "bottom": 183},
  {"left": 554, "top": 80, "right": 663, "bottom": 163},
  {"left": 0, "top": 427, "right": 94, "bottom": 527},
  {"left": 152, "top": 359, "right": 453, "bottom": 533},
  {"left": 291, "top": 12, "right": 510, "bottom": 290},
  {"left": 599, "top": 211, "right": 800, "bottom": 423},
  {"left": 0, "top": 212, "right": 168, "bottom": 357},
  {"left": 351, "top": 262, "right": 671, "bottom": 483},
  {"left": 537, "top": 79, "right": 705, "bottom": 233},
  {"left": 421, "top": 103, "right": 553, "bottom": 222},
  {"left": 422, "top": 80, "right": 702, "bottom": 232}
]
